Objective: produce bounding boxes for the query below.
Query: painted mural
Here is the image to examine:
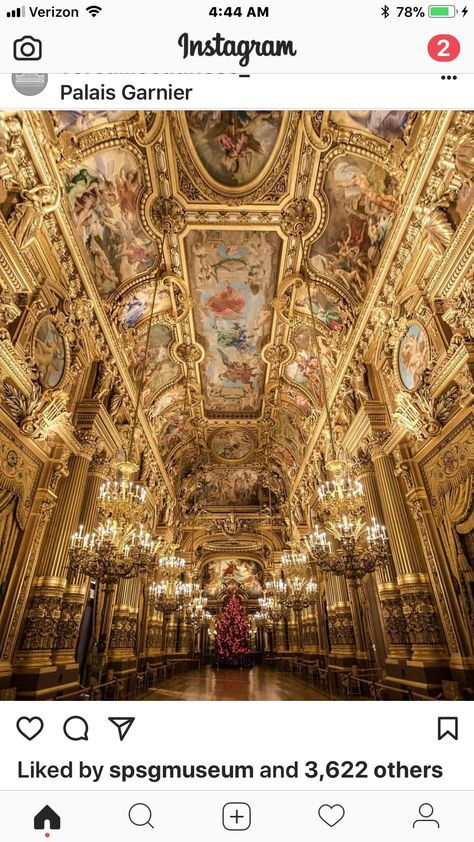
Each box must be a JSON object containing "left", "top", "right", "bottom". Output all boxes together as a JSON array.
[
  {"left": 310, "top": 155, "right": 399, "bottom": 297},
  {"left": 275, "top": 408, "right": 306, "bottom": 456},
  {"left": 210, "top": 428, "right": 254, "bottom": 462},
  {"left": 203, "top": 559, "right": 263, "bottom": 598},
  {"left": 159, "top": 411, "right": 191, "bottom": 455},
  {"left": 185, "top": 111, "right": 283, "bottom": 188},
  {"left": 128, "top": 323, "right": 180, "bottom": 406},
  {"left": 333, "top": 111, "right": 410, "bottom": 141},
  {"left": 294, "top": 284, "right": 353, "bottom": 333},
  {"left": 285, "top": 325, "right": 337, "bottom": 408},
  {"left": 66, "top": 149, "right": 157, "bottom": 297},
  {"left": 185, "top": 230, "right": 281, "bottom": 416},
  {"left": 147, "top": 383, "right": 185, "bottom": 425},
  {"left": 121, "top": 285, "right": 172, "bottom": 328},
  {"left": 398, "top": 324, "right": 430, "bottom": 391},
  {"left": 270, "top": 442, "right": 296, "bottom": 470},
  {"left": 33, "top": 318, "right": 66, "bottom": 389},
  {"left": 198, "top": 467, "right": 260, "bottom": 506},
  {"left": 281, "top": 383, "right": 313, "bottom": 417},
  {"left": 57, "top": 111, "right": 136, "bottom": 135}
]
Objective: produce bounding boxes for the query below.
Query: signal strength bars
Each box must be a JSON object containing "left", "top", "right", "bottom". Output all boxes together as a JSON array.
[{"left": 7, "top": 5, "right": 26, "bottom": 16}]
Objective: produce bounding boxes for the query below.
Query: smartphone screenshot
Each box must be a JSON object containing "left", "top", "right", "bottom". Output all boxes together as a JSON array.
[{"left": 0, "top": 1, "right": 472, "bottom": 839}]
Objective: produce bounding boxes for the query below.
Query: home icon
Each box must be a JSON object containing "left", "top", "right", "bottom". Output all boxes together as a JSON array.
[{"left": 34, "top": 805, "right": 61, "bottom": 830}]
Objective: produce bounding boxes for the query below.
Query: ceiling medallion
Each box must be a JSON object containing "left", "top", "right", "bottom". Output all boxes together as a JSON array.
[
  {"left": 281, "top": 198, "right": 318, "bottom": 237},
  {"left": 209, "top": 427, "right": 255, "bottom": 463},
  {"left": 151, "top": 196, "right": 186, "bottom": 235}
]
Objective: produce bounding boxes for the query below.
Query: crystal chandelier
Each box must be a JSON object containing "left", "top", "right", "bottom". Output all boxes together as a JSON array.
[
  {"left": 149, "top": 579, "right": 184, "bottom": 616},
  {"left": 281, "top": 546, "right": 309, "bottom": 577},
  {"left": 186, "top": 594, "right": 210, "bottom": 630},
  {"left": 177, "top": 580, "right": 201, "bottom": 603},
  {"left": 265, "top": 577, "right": 288, "bottom": 599},
  {"left": 157, "top": 554, "right": 186, "bottom": 580},
  {"left": 261, "top": 581, "right": 288, "bottom": 621},
  {"left": 282, "top": 576, "right": 318, "bottom": 612},
  {"left": 70, "top": 520, "right": 161, "bottom": 584},
  {"left": 317, "top": 473, "right": 364, "bottom": 515},
  {"left": 304, "top": 525, "right": 333, "bottom": 573},
  {"left": 98, "top": 460, "right": 146, "bottom": 523},
  {"left": 254, "top": 609, "right": 274, "bottom": 630},
  {"left": 307, "top": 514, "right": 390, "bottom": 582}
]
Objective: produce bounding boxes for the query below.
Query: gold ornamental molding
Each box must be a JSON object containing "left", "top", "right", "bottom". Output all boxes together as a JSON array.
[
  {"left": 341, "top": 401, "right": 391, "bottom": 455},
  {"left": 73, "top": 399, "right": 123, "bottom": 457},
  {"left": 0, "top": 421, "right": 42, "bottom": 529},
  {"left": 0, "top": 215, "right": 37, "bottom": 295}
]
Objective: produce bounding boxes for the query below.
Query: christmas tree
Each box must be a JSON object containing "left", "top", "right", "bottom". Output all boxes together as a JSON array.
[{"left": 217, "top": 593, "right": 250, "bottom": 662}]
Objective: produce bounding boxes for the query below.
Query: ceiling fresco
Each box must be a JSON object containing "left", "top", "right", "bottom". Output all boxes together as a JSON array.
[
  {"left": 58, "top": 110, "right": 137, "bottom": 135},
  {"left": 52, "top": 108, "right": 428, "bottom": 508},
  {"left": 120, "top": 285, "right": 172, "bottom": 329},
  {"left": 66, "top": 147, "right": 157, "bottom": 297},
  {"left": 185, "top": 111, "right": 284, "bottom": 188},
  {"left": 203, "top": 559, "right": 263, "bottom": 598},
  {"left": 309, "top": 154, "right": 399, "bottom": 299},
  {"left": 128, "top": 323, "right": 180, "bottom": 407},
  {"left": 209, "top": 428, "right": 255, "bottom": 463},
  {"left": 331, "top": 110, "right": 410, "bottom": 141},
  {"left": 185, "top": 229, "right": 282, "bottom": 418},
  {"left": 196, "top": 466, "right": 261, "bottom": 507},
  {"left": 285, "top": 325, "right": 338, "bottom": 409}
]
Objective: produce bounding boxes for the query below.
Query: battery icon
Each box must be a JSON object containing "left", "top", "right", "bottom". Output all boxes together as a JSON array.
[{"left": 429, "top": 5, "right": 457, "bottom": 15}]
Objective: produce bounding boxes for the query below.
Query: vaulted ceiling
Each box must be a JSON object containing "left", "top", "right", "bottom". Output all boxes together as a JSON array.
[{"left": 50, "top": 109, "right": 433, "bottom": 511}]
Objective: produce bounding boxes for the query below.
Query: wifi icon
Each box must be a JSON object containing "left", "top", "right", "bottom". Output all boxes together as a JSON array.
[{"left": 86, "top": 4, "right": 102, "bottom": 16}]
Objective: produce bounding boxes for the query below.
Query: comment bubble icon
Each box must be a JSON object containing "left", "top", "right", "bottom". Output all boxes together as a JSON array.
[{"left": 63, "top": 715, "right": 89, "bottom": 741}]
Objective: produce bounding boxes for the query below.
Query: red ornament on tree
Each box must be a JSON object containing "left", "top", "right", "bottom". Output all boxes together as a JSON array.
[{"left": 217, "top": 593, "right": 250, "bottom": 662}]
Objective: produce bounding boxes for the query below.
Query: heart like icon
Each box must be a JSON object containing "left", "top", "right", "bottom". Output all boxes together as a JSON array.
[
  {"left": 16, "top": 716, "right": 44, "bottom": 741},
  {"left": 318, "top": 804, "right": 345, "bottom": 827}
]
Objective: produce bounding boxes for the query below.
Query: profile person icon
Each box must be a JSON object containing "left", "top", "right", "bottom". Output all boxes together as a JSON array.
[{"left": 413, "top": 803, "right": 440, "bottom": 829}]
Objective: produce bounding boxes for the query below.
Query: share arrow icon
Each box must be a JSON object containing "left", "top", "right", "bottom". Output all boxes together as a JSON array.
[{"left": 108, "top": 717, "right": 135, "bottom": 741}]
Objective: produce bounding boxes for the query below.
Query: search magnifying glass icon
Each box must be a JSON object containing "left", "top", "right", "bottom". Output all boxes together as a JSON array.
[{"left": 128, "top": 803, "right": 154, "bottom": 829}]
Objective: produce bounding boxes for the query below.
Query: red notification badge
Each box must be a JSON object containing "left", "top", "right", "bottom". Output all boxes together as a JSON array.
[{"left": 428, "top": 34, "right": 461, "bottom": 61}]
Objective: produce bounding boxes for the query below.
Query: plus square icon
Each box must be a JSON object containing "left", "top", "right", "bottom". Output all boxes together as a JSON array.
[{"left": 222, "top": 802, "right": 251, "bottom": 831}]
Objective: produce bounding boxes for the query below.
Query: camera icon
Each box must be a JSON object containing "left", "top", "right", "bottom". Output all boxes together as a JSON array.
[{"left": 13, "top": 36, "right": 42, "bottom": 61}]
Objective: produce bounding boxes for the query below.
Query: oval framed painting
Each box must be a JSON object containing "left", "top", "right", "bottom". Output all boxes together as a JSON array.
[
  {"left": 33, "top": 317, "right": 67, "bottom": 389},
  {"left": 209, "top": 428, "right": 255, "bottom": 463},
  {"left": 397, "top": 323, "right": 430, "bottom": 392},
  {"left": 180, "top": 111, "right": 289, "bottom": 195}
]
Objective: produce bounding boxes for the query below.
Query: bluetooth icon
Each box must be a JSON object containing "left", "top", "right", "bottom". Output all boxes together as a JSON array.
[{"left": 381, "top": 4, "right": 390, "bottom": 16}]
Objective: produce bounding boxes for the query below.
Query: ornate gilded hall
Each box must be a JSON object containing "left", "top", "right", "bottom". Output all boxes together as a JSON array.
[{"left": 0, "top": 109, "right": 473, "bottom": 701}]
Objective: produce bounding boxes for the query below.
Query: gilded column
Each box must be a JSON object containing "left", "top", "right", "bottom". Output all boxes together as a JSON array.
[
  {"left": 54, "top": 451, "right": 109, "bottom": 664},
  {"left": 327, "top": 575, "right": 357, "bottom": 664},
  {"left": 370, "top": 432, "right": 448, "bottom": 667},
  {"left": 15, "top": 436, "right": 95, "bottom": 682},
  {"left": 395, "top": 451, "right": 474, "bottom": 682},
  {"left": 1, "top": 490, "right": 56, "bottom": 683},
  {"left": 355, "top": 451, "right": 411, "bottom": 661},
  {"left": 108, "top": 576, "right": 139, "bottom": 674},
  {"left": 144, "top": 610, "right": 164, "bottom": 659}
]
